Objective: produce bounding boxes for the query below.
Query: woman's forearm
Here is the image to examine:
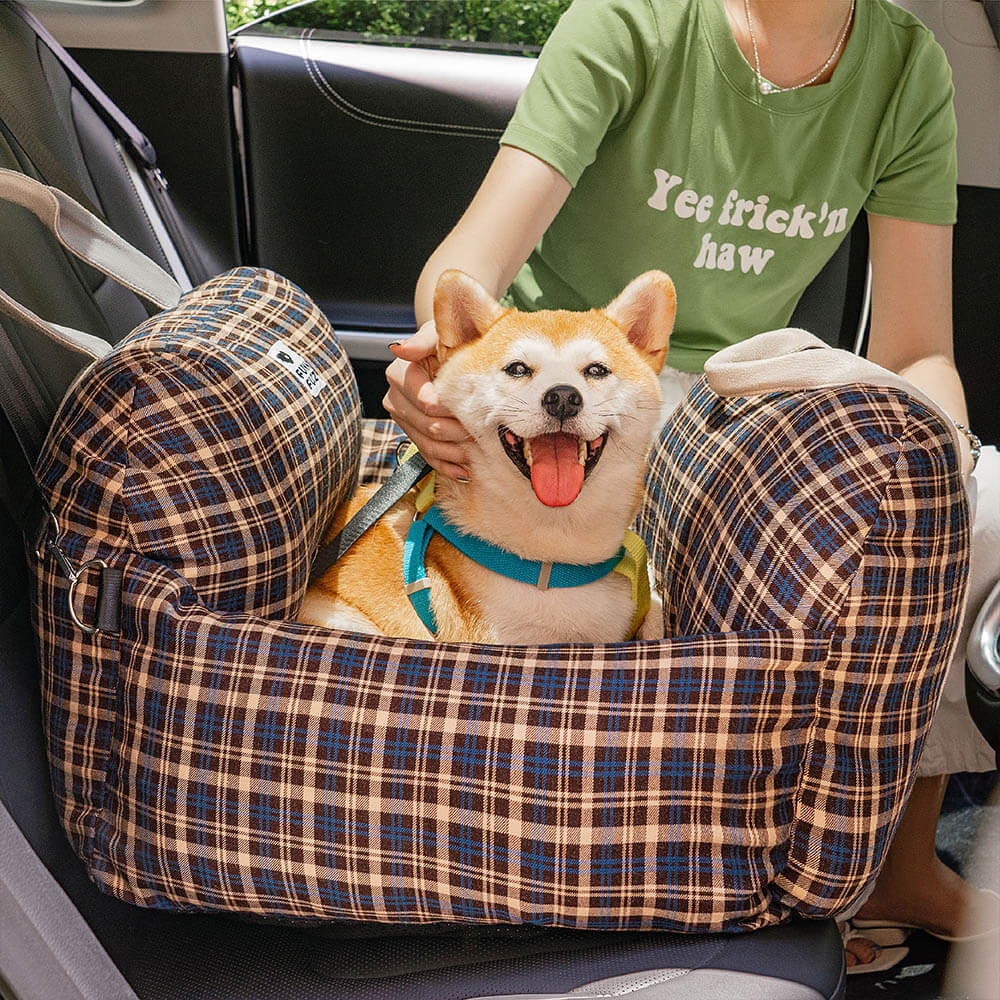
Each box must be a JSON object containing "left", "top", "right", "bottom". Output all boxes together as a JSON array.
[
  {"left": 413, "top": 145, "right": 572, "bottom": 326},
  {"left": 895, "top": 353, "right": 973, "bottom": 477},
  {"left": 866, "top": 215, "right": 973, "bottom": 477}
]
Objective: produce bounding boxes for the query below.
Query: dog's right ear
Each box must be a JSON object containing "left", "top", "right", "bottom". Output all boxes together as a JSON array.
[{"left": 434, "top": 270, "right": 506, "bottom": 363}]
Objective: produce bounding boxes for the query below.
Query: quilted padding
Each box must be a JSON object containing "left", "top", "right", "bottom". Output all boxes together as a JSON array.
[{"left": 32, "top": 283, "right": 970, "bottom": 932}]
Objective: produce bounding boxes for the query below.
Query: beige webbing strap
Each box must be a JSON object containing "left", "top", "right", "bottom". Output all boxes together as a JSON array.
[
  {"left": 703, "top": 328, "right": 965, "bottom": 465},
  {"left": 0, "top": 168, "right": 182, "bottom": 362}
]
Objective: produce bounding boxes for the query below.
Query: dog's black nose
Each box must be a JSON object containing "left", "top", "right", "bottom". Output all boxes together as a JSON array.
[{"left": 541, "top": 384, "right": 583, "bottom": 421}]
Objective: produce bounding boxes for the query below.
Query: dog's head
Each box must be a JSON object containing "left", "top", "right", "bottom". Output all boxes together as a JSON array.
[{"left": 432, "top": 270, "right": 675, "bottom": 514}]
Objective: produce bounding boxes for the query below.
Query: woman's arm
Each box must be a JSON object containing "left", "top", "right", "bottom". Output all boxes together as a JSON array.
[
  {"left": 866, "top": 213, "right": 972, "bottom": 478},
  {"left": 413, "top": 145, "right": 572, "bottom": 326},
  {"left": 384, "top": 146, "right": 571, "bottom": 479}
]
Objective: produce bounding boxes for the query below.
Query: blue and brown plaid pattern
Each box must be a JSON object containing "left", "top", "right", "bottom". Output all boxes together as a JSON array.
[
  {"left": 639, "top": 379, "right": 969, "bottom": 916},
  {"left": 33, "top": 268, "right": 361, "bottom": 853},
  {"left": 33, "top": 284, "right": 969, "bottom": 931},
  {"left": 358, "top": 418, "right": 407, "bottom": 487}
]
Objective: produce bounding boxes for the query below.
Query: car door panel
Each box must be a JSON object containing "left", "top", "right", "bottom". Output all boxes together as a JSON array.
[{"left": 234, "top": 31, "right": 533, "bottom": 335}]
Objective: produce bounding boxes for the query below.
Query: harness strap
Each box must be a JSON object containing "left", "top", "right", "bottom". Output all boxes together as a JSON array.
[
  {"left": 403, "top": 515, "right": 438, "bottom": 636},
  {"left": 615, "top": 530, "right": 652, "bottom": 639}
]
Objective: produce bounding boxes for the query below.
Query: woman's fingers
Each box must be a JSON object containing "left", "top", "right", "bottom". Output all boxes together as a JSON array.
[
  {"left": 384, "top": 326, "right": 472, "bottom": 480},
  {"left": 388, "top": 321, "right": 439, "bottom": 362}
]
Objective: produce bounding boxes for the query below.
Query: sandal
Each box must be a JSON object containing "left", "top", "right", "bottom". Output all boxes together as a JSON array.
[
  {"left": 840, "top": 920, "right": 910, "bottom": 977},
  {"left": 841, "top": 920, "right": 911, "bottom": 948}
]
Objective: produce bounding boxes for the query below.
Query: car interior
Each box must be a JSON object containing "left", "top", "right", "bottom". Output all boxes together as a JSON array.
[{"left": 0, "top": 2, "right": 997, "bottom": 999}]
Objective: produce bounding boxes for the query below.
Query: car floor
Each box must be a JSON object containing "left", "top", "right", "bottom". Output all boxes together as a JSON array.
[{"left": 845, "top": 770, "right": 999, "bottom": 999}]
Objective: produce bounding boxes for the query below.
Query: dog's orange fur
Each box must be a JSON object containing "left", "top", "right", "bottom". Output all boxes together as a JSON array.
[{"left": 298, "top": 488, "right": 496, "bottom": 641}]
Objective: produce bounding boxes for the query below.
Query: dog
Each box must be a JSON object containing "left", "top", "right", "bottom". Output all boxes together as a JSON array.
[{"left": 298, "top": 269, "right": 675, "bottom": 644}]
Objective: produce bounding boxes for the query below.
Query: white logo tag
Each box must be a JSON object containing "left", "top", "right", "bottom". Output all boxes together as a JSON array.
[{"left": 267, "top": 341, "right": 327, "bottom": 398}]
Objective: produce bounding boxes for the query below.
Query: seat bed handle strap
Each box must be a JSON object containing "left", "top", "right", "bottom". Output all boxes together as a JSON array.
[
  {"left": 0, "top": 168, "right": 182, "bottom": 380},
  {"left": 0, "top": 168, "right": 181, "bottom": 315},
  {"left": 0, "top": 170, "right": 169, "bottom": 636}
]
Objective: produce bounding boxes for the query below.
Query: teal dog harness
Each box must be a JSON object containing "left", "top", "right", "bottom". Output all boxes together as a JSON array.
[{"left": 403, "top": 501, "right": 650, "bottom": 638}]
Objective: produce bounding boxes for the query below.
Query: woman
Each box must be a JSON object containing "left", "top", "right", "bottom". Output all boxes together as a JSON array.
[{"left": 383, "top": 0, "right": 998, "bottom": 971}]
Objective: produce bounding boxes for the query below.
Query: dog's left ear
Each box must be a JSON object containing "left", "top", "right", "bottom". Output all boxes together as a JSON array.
[
  {"left": 603, "top": 271, "right": 676, "bottom": 374},
  {"left": 434, "top": 270, "right": 506, "bottom": 364}
]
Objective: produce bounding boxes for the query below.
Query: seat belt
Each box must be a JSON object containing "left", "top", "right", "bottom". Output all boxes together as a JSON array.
[
  {"left": 6, "top": 2, "right": 157, "bottom": 174},
  {"left": 308, "top": 450, "right": 432, "bottom": 584},
  {"left": 5, "top": 2, "right": 209, "bottom": 284}
]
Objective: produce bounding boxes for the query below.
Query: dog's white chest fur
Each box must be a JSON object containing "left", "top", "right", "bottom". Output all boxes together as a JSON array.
[{"left": 458, "top": 562, "right": 638, "bottom": 645}]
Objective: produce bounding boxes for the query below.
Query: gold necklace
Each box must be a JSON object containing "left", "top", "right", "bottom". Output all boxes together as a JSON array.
[{"left": 744, "top": 0, "right": 855, "bottom": 95}]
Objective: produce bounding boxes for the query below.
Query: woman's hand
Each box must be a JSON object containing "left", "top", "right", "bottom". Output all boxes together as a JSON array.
[{"left": 383, "top": 321, "right": 472, "bottom": 481}]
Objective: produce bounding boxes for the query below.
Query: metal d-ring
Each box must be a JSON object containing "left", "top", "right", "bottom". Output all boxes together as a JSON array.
[
  {"left": 66, "top": 559, "right": 110, "bottom": 636},
  {"left": 37, "top": 513, "right": 109, "bottom": 635},
  {"left": 395, "top": 438, "right": 414, "bottom": 465}
]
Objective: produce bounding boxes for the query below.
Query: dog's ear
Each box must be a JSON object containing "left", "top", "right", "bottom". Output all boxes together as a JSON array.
[
  {"left": 434, "top": 270, "right": 506, "bottom": 363},
  {"left": 603, "top": 271, "right": 676, "bottom": 374}
]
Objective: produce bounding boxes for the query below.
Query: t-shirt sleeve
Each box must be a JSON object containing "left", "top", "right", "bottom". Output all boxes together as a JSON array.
[
  {"left": 500, "top": 0, "right": 659, "bottom": 187},
  {"left": 865, "top": 33, "right": 958, "bottom": 225}
]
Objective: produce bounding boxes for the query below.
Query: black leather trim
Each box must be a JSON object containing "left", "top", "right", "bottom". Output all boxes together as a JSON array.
[{"left": 297, "top": 29, "right": 506, "bottom": 140}]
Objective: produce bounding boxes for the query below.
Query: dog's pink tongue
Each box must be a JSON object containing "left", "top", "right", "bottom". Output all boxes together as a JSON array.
[{"left": 529, "top": 433, "right": 584, "bottom": 507}]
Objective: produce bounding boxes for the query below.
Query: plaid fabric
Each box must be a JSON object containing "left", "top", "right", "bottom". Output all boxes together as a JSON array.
[
  {"left": 639, "top": 379, "right": 969, "bottom": 916},
  {"left": 33, "top": 291, "right": 970, "bottom": 931},
  {"left": 34, "top": 268, "right": 361, "bottom": 851},
  {"left": 358, "top": 418, "right": 407, "bottom": 487}
]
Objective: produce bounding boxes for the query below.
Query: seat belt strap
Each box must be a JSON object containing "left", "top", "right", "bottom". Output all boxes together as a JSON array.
[{"left": 7, "top": 2, "right": 158, "bottom": 172}]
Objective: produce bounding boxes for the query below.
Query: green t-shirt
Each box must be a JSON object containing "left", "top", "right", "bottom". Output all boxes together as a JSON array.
[{"left": 501, "top": 0, "right": 958, "bottom": 373}]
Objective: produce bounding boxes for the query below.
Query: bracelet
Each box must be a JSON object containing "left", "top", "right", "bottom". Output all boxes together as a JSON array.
[{"left": 954, "top": 421, "right": 982, "bottom": 473}]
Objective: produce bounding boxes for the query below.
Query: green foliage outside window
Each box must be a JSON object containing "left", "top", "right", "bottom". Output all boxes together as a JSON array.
[{"left": 225, "top": 1, "right": 572, "bottom": 48}]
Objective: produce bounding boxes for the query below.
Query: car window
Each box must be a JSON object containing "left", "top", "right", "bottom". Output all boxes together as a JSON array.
[{"left": 226, "top": 0, "right": 572, "bottom": 53}]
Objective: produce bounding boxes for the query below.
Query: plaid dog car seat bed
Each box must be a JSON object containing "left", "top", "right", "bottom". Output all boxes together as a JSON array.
[{"left": 9, "top": 172, "right": 970, "bottom": 932}]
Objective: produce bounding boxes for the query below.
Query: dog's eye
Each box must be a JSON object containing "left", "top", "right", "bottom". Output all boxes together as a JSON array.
[
  {"left": 504, "top": 361, "right": 533, "bottom": 378},
  {"left": 583, "top": 362, "right": 611, "bottom": 379}
]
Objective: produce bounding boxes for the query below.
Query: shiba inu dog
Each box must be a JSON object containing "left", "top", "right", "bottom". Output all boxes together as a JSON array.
[{"left": 298, "top": 269, "right": 675, "bottom": 643}]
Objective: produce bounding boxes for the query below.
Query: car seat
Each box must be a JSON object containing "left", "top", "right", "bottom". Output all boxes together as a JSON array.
[{"left": 0, "top": 2, "right": 978, "bottom": 997}]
